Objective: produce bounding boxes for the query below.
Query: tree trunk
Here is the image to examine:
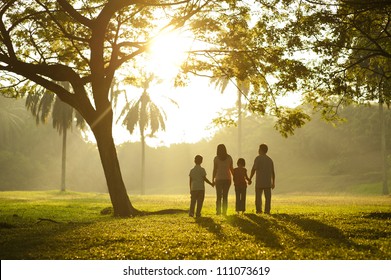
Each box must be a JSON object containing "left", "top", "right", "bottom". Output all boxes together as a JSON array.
[
  {"left": 61, "top": 126, "right": 67, "bottom": 192},
  {"left": 141, "top": 131, "right": 146, "bottom": 195},
  {"left": 237, "top": 85, "right": 242, "bottom": 158},
  {"left": 379, "top": 100, "right": 389, "bottom": 195},
  {"left": 92, "top": 112, "right": 139, "bottom": 217}
]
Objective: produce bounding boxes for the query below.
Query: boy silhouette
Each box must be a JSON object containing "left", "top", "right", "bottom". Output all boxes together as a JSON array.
[{"left": 189, "top": 155, "right": 213, "bottom": 218}]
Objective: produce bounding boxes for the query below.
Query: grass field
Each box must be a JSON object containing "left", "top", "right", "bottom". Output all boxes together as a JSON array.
[{"left": 0, "top": 191, "right": 390, "bottom": 260}]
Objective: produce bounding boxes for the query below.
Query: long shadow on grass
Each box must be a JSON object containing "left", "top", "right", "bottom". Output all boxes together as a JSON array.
[
  {"left": 226, "top": 214, "right": 282, "bottom": 249},
  {"left": 195, "top": 217, "right": 225, "bottom": 239},
  {"left": 0, "top": 220, "right": 93, "bottom": 259},
  {"left": 273, "top": 214, "right": 373, "bottom": 251}
]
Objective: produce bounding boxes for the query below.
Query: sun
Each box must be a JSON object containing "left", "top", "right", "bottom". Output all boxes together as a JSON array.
[{"left": 145, "top": 30, "right": 193, "bottom": 80}]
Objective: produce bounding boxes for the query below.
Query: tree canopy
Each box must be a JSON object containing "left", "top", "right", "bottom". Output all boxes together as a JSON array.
[{"left": 266, "top": 0, "right": 391, "bottom": 115}]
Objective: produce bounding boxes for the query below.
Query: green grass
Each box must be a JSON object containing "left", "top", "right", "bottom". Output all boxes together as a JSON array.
[{"left": 0, "top": 191, "right": 390, "bottom": 260}]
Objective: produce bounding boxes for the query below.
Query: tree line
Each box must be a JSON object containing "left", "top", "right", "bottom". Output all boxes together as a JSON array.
[{"left": 1, "top": 96, "right": 389, "bottom": 195}]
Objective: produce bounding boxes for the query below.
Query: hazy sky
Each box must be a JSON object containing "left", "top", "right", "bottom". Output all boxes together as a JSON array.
[{"left": 111, "top": 78, "right": 238, "bottom": 147}]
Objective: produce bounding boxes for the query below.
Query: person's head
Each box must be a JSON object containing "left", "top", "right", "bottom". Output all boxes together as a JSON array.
[
  {"left": 259, "top": 144, "right": 268, "bottom": 154},
  {"left": 194, "top": 155, "right": 203, "bottom": 165},
  {"left": 216, "top": 144, "right": 228, "bottom": 160},
  {"left": 237, "top": 158, "right": 245, "bottom": 167}
]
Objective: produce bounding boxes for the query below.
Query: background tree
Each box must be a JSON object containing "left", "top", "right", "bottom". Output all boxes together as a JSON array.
[
  {"left": 186, "top": 0, "right": 312, "bottom": 137},
  {"left": 119, "top": 73, "right": 176, "bottom": 195},
  {"left": 0, "top": 96, "right": 24, "bottom": 149},
  {"left": 270, "top": 0, "right": 391, "bottom": 194},
  {"left": 25, "top": 82, "right": 85, "bottom": 192}
]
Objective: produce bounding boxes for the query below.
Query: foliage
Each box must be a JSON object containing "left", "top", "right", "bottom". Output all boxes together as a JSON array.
[
  {"left": 25, "top": 86, "right": 85, "bottom": 134},
  {"left": 0, "top": 192, "right": 390, "bottom": 260},
  {"left": 186, "top": 0, "right": 314, "bottom": 136},
  {"left": 0, "top": 96, "right": 25, "bottom": 148},
  {"left": 118, "top": 73, "right": 174, "bottom": 137},
  {"left": 273, "top": 108, "right": 311, "bottom": 138},
  {"left": 271, "top": 0, "right": 391, "bottom": 112}
]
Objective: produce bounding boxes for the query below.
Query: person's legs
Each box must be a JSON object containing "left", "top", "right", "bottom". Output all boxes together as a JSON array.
[
  {"left": 264, "top": 188, "right": 272, "bottom": 214},
  {"left": 189, "top": 191, "right": 196, "bottom": 217},
  {"left": 222, "top": 180, "right": 231, "bottom": 215},
  {"left": 241, "top": 188, "right": 247, "bottom": 212},
  {"left": 215, "top": 182, "right": 223, "bottom": 215},
  {"left": 235, "top": 188, "right": 241, "bottom": 212},
  {"left": 195, "top": 190, "right": 205, "bottom": 217},
  {"left": 255, "top": 188, "right": 263, "bottom": 213}
]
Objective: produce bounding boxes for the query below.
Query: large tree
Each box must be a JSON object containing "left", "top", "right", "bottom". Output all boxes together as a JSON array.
[
  {"left": 0, "top": 1, "right": 316, "bottom": 216},
  {"left": 0, "top": 0, "right": 206, "bottom": 216},
  {"left": 0, "top": 1, "right": 257, "bottom": 217}
]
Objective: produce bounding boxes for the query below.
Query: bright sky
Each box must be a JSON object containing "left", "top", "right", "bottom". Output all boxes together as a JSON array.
[{"left": 112, "top": 78, "right": 238, "bottom": 147}]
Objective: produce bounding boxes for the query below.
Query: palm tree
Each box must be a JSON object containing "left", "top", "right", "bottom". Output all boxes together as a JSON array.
[
  {"left": 25, "top": 82, "right": 85, "bottom": 191},
  {"left": 0, "top": 97, "right": 25, "bottom": 149},
  {"left": 119, "top": 73, "right": 176, "bottom": 195}
]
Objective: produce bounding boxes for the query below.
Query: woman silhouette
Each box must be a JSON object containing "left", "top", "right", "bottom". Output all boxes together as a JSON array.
[{"left": 212, "top": 144, "right": 234, "bottom": 215}]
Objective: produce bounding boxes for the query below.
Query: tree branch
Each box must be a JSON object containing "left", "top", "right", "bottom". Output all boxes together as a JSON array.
[{"left": 56, "top": 0, "right": 92, "bottom": 28}]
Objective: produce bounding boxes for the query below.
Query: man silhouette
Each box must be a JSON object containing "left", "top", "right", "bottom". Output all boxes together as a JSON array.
[{"left": 250, "top": 144, "right": 275, "bottom": 214}]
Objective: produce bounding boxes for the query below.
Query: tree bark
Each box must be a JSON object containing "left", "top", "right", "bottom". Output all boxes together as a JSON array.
[{"left": 92, "top": 110, "right": 139, "bottom": 217}]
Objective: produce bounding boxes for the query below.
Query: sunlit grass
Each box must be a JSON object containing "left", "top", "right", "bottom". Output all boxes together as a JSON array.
[{"left": 0, "top": 191, "right": 390, "bottom": 259}]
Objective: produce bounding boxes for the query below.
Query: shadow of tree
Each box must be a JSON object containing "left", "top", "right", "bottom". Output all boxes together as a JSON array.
[
  {"left": 226, "top": 214, "right": 282, "bottom": 249},
  {"left": 195, "top": 217, "right": 225, "bottom": 239},
  {"left": 100, "top": 207, "right": 188, "bottom": 217},
  {"left": 141, "top": 209, "right": 188, "bottom": 216}
]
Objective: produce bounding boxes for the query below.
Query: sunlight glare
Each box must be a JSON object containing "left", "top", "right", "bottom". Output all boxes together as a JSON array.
[{"left": 146, "top": 30, "right": 192, "bottom": 79}]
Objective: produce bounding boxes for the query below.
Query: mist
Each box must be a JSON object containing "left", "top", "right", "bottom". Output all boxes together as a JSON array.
[{"left": 1, "top": 96, "right": 389, "bottom": 196}]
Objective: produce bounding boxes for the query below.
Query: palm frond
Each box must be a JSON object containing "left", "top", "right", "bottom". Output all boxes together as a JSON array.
[
  {"left": 37, "top": 92, "right": 54, "bottom": 123},
  {"left": 52, "top": 96, "right": 73, "bottom": 134},
  {"left": 123, "top": 105, "right": 140, "bottom": 134}
]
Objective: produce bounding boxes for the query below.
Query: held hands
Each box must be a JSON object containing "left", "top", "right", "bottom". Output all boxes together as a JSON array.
[{"left": 208, "top": 178, "right": 215, "bottom": 188}]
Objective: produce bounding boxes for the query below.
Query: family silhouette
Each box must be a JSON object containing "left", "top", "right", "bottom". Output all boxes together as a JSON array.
[{"left": 188, "top": 143, "right": 275, "bottom": 217}]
